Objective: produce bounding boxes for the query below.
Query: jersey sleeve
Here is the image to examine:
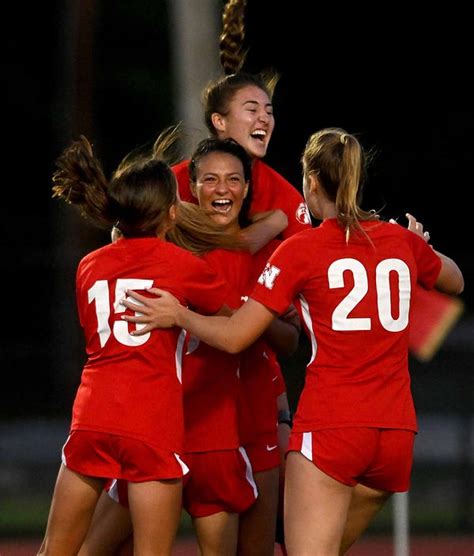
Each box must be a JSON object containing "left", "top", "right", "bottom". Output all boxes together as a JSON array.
[
  {"left": 251, "top": 162, "right": 312, "bottom": 239},
  {"left": 250, "top": 236, "right": 307, "bottom": 315},
  {"left": 171, "top": 160, "right": 196, "bottom": 204}
]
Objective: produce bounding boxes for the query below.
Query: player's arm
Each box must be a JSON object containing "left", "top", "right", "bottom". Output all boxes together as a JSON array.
[
  {"left": 405, "top": 213, "right": 464, "bottom": 295},
  {"left": 239, "top": 209, "right": 288, "bottom": 254},
  {"left": 263, "top": 304, "right": 301, "bottom": 357},
  {"left": 433, "top": 251, "right": 464, "bottom": 295},
  {"left": 121, "top": 289, "right": 276, "bottom": 354},
  {"left": 392, "top": 213, "right": 464, "bottom": 295}
]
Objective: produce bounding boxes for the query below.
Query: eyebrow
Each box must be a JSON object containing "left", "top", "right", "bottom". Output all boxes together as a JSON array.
[
  {"left": 199, "top": 171, "right": 244, "bottom": 178},
  {"left": 243, "top": 100, "right": 273, "bottom": 109}
]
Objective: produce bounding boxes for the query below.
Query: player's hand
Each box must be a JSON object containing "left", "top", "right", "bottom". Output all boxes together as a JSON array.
[
  {"left": 120, "top": 288, "right": 181, "bottom": 334},
  {"left": 389, "top": 213, "right": 430, "bottom": 243}
]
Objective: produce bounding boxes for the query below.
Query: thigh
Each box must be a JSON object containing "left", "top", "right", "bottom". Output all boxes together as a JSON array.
[
  {"left": 285, "top": 452, "right": 352, "bottom": 556},
  {"left": 78, "top": 489, "right": 132, "bottom": 555},
  {"left": 193, "top": 511, "right": 239, "bottom": 556},
  {"left": 41, "top": 464, "right": 103, "bottom": 555},
  {"left": 238, "top": 466, "right": 279, "bottom": 556},
  {"left": 128, "top": 479, "right": 182, "bottom": 555},
  {"left": 340, "top": 483, "right": 392, "bottom": 555}
]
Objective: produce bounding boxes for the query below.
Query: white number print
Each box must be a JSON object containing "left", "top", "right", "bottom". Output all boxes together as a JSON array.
[
  {"left": 328, "top": 258, "right": 411, "bottom": 332},
  {"left": 88, "top": 278, "right": 153, "bottom": 347}
]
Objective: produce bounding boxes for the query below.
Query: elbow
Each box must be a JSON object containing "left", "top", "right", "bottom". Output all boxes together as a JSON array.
[
  {"left": 452, "top": 276, "right": 465, "bottom": 295},
  {"left": 225, "top": 338, "right": 247, "bottom": 354},
  {"left": 446, "top": 273, "right": 465, "bottom": 295},
  {"left": 436, "top": 264, "right": 465, "bottom": 296},
  {"left": 277, "top": 209, "right": 289, "bottom": 229}
]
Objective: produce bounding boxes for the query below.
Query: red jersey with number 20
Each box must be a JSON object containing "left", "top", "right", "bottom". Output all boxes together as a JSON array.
[
  {"left": 251, "top": 219, "right": 442, "bottom": 433},
  {"left": 73, "top": 237, "right": 226, "bottom": 454}
]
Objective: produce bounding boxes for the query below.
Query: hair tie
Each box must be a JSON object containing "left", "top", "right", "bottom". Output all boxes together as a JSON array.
[{"left": 340, "top": 134, "right": 347, "bottom": 145}]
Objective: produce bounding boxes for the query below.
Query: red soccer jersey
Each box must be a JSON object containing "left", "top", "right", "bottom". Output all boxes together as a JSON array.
[
  {"left": 73, "top": 237, "right": 227, "bottom": 454},
  {"left": 251, "top": 219, "right": 442, "bottom": 433},
  {"left": 239, "top": 240, "right": 287, "bottom": 442},
  {"left": 172, "top": 159, "right": 311, "bottom": 239},
  {"left": 182, "top": 248, "right": 253, "bottom": 451}
]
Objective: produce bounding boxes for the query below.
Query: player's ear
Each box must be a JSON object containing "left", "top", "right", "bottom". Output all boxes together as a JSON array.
[
  {"left": 168, "top": 203, "right": 177, "bottom": 221},
  {"left": 307, "top": 172, "right": 319, "bottom": 194},
  {"left": 211, "top": 112, "right": 226, "bottom": 133},
  {"left": 190, "top": 181, "right": 198, "bottom": 199}
]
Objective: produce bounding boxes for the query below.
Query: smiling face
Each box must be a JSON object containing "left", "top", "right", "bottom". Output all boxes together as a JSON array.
[
  {"left": 211, "top": 85, "right": 275, "bottom": 159},
  {"left": 191, "top": 151, "right": 249, "bottom": 232}
]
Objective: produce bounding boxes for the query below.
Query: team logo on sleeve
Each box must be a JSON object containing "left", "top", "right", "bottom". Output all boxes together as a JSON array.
[
  {"left": 257, "top": 263, "right": 281, "bottom": 290},
  {"left": 296, "top": 202, "right": 311, "bottom": 225}
]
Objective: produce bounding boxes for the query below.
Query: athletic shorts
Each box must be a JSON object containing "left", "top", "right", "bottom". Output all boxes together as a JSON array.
[
  {"left": 62, "top": 430, "right": 189, "bottom": 482},
  {"left": 244, "top": 439, "right": 280, "bottom": 473},
  {"left": 288, "top": 428, "right": 415, "bottom": 492},
  {"left": 108, "top": 447, "right": 258, "bottom": 517},
  {"left": 182, "top": 448, "right": 258, "bottom": 517}
]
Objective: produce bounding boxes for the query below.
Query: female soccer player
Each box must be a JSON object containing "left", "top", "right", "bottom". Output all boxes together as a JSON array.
[{"left": 39, "top": 132, "right": 232, "bottom": 556}]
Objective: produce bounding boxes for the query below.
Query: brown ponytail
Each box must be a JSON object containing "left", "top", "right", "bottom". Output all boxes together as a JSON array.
[
  {"left": 220, "top": 0, "right": 247, "bottom": 75},
  {"left": 302, "top": 128, "right": 377, "bottom": 241}
]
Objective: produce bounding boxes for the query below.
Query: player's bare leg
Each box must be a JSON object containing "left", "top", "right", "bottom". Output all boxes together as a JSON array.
[
  {"left": 79, "top": 490, "right": 133, "bottom": 555},
  {"left": 192, "top": 511, "right": 239, "bottom": 555},
  {"left": 339, "top": 483, "right": 391, "bottom": 555},
  {"left": 285, "top": 452, "right": 352, "bottom": 556},
  {"left": 38, "top": 464, "right": 103, "bottom": 555},
  {"left": 238, "top": 467, "right": 279, "bottom": 555},
  {"left": 128, "top": 478, "right": 182, "bottom": 556}
]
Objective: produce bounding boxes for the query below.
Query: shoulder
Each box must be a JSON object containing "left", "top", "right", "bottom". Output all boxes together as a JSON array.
[
  {"left": 171, "top": 159, "right": 190, "bottom": 177},
  {"left": 78, "top": 243, "right": 112, "bottom": 267},
  {"left": 253, "top": 160, "right": 293, "bottom": 188}
]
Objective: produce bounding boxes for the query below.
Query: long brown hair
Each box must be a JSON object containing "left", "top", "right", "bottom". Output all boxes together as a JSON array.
[
  {"left": 302, "top": 128, "right": 377, "bottom": 239},
  {"left": 202, "top": 0, "right": 279, "bottom": 136},
  {"left": 52, "top": 127, "right": 244, "bottom": 253}
]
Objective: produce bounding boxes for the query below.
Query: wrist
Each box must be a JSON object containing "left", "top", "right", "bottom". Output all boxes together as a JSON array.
[
  {"left": 278, "top": 409, "right": 292, "bottom": 427},
  {"left": 175, "top": 304, "right": 188, "bottom": 328}
]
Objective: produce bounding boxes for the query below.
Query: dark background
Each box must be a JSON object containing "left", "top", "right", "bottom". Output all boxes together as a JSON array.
[{"left": 6, "top": 0, "right": 472, "bottom": 416}]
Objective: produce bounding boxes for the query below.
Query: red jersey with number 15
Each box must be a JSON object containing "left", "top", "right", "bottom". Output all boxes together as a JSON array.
[
  {"left": 251, "top": 219, "right": 442, "bottom": 433},
  {"left": 73, "top": 237, "right": 226, "bottom": 454}
]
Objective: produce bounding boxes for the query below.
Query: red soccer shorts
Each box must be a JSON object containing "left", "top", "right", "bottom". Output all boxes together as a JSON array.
[
  {"left": 107, "top": 447, "right": 258, "bottom": 517},
  {"left": 182, "top": 448, "right": 258, "bottom": 517},
  {"left": 62, "top": 430, "right": 189, "bottom": 482},
  {"left": 245, "top": 435, "right": 280, "bottom": 473},
  {"left": 288, "top": 428, "right": 415, "bottom": 492}
]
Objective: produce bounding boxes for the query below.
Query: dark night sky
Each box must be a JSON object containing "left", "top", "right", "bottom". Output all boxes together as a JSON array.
[{"left": 4, "top": 1, "right": 472, "bottom": 418}]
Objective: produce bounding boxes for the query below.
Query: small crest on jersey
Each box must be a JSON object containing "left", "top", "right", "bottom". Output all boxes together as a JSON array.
[
  {"left": 258, "top": 263, "right": 281, "bottom": 290},
  {"left": 296, "top": 202, "right": 311, "bottom": 225}
]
